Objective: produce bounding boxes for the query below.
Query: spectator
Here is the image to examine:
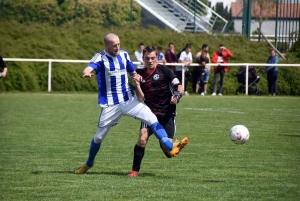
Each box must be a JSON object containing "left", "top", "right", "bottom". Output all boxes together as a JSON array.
[
  {"left": 195, "top": 44, "right": 211, "bottom": 94},
  {"left": 211, "top": 44, "right": 233, "bottom": 96},
  {"left": 156, "top": 46, "right": 166, "bottom": 64},
  {"left": 193, "top": 50, "right": 209, "bottom": 95},
  {"left": 177, "top": 44, "right": 192, "bottom": 96},
  {"left": 265, "top": 49, "right": 279, "bottom": 96},
  {"left": 134, "top": 42, "right": 145, "bottom": 69},
  {"left": 0, "top": 55, "right": 8, "bottom": 78},
  {"left": 165, "top": 42, "right": 177, "bottom": 72}
]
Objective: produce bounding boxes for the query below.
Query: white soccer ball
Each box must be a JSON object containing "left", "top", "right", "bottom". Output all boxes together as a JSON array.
[{"left": 229, "top": 125, "right": 250, "bottom": 144}]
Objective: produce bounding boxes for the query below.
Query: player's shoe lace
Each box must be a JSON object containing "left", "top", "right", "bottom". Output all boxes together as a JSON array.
[
  {"left": 127, "top": 171, "right": 139, "bottom": 177},
  {"left": 169, "top": 137, "right": 188, "bottom": 157},
  {"left": 74, "top": 163, "right": 94, "bottom": 174}
]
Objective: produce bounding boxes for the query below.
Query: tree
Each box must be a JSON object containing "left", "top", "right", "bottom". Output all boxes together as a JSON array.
[
  {"left": 211, "top": 2, "right": 234, "bottom": 32},
  {"left": 252, "top": 0, "right": 275, "bottom": 42}
]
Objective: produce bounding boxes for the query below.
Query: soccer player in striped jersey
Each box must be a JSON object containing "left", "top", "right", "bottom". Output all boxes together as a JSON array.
[
  {"left": 75, "top": 33, "right": 188, "bottom": 174},
  {"left": 128, "top": 46, "right": 185, "bottom": 177}
]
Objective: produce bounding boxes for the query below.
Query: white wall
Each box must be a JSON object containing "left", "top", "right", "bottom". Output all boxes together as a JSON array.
[{"left": 234, "top": 19, "right": 299, "bottom": 35}]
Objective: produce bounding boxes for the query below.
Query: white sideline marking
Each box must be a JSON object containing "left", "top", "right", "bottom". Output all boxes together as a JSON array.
[{"left": 184, "top": 108, "right": 245, "bottom": 114}]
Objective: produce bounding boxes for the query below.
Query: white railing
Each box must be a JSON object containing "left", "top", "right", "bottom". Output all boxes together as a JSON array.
[{"left": 3, "top": 58, "right": 300, "bottom": 94}]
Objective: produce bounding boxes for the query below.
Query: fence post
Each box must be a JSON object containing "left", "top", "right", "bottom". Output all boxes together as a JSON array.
[
  {"left": 245, "top": 64, "right": 249, "bottom": 95},
  {"left": 48, "top": 60, "right": 52, "bottom": 92},
  {"left": 181, "top": 64, "right": 185, "bottom": 92}
]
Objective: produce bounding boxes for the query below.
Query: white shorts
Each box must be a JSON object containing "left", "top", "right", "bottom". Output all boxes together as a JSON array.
[{"left": 98, "top": 97, "right": 147, "bottom": 127}]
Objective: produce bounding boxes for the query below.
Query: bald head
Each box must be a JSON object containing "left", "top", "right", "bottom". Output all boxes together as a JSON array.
[
  {"left": 104, "top": 33, "right": 120, "bottom": 56},
  {"left": 104, "top": 33, "right": 119, "bottom": 45}
]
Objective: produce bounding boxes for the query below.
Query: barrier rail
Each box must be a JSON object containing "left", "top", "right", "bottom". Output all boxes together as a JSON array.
[{"left": 3, "top": 58, "right": 300, "bottom": 94}]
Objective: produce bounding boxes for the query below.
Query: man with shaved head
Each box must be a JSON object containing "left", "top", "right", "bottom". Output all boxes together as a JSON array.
[{"left": 75, "top": 33, "right": 188, "bottom": 174}]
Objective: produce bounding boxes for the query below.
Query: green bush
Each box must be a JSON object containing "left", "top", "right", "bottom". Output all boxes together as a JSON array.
[{"left": 0, "top": 17, "right": 299, "bottom": 95}]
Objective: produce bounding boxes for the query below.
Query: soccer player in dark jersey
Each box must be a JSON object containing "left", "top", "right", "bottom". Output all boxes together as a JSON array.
[{"left": 128, "top": 46, "right": 186, "bottom": 177}]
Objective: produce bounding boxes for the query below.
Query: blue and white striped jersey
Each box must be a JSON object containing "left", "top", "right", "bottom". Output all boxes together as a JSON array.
[{"left": 88, "top": 50, "right": 136, "bottom": 107}]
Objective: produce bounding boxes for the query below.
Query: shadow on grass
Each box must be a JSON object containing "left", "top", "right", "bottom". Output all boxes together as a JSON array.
[
  {"left": 31, "top": 170, "right": 156, "bottom": 177},
  {"left": 203, "top": 180, "right": 225, "bottom": 183},
  {"left": 280, "top": 134, "right": 300, "bottom": 138}
]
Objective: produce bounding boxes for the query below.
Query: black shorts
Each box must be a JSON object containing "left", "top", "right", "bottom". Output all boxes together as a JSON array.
[{"left": 140, "top": 116, "right": 176, "bottom": 139}]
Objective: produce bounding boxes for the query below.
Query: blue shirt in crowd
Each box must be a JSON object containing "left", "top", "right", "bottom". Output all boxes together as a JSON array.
[{"left": 265, "top": 55, "right": 279, "bottom": 72}]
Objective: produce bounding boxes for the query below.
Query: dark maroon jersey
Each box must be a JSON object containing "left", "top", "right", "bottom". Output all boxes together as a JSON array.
[{"left": 139, "top": 65, "right": 181, "bottom": 118}]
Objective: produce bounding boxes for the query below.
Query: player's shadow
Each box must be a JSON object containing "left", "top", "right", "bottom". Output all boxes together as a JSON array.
[{"left": 31, "top": 170, "right": 155, "bottom": 177}]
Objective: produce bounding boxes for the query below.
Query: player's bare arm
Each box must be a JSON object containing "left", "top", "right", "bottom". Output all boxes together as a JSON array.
[
  {"left": 82, "top": 66, "right": 94, "bottom": 78},
  {"left": 132, "top": 74, "right": 144, "bottom": 102}
]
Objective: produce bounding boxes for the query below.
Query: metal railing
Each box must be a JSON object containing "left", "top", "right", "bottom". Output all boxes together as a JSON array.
[{"left": 3, "top": 58, "right": 300, "bottom": 94}]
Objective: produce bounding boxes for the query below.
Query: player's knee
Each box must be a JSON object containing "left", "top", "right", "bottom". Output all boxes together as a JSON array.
[{"left": 93, "top": 136, "right": 103, "bottom": 144}]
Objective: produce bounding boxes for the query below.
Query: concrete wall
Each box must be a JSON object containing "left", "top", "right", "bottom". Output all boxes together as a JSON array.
[{"left": 234, "top": 19, "right": 299, "bottom": 35}]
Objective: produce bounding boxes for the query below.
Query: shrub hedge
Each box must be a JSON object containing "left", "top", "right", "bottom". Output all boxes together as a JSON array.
[{"left": 0, "top": 0, "right": 299, "bottom": 95}]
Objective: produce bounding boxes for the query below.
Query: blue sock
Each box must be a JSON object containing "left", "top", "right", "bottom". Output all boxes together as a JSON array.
[
  {"left": 86, "top": 138, "right": 101, "bottom": 167},
  {"left": 150, "top": 122, "right": 173, "bottom": 151}
]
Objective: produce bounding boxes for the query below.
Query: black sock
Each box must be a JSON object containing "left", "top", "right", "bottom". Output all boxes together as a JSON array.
[{"left": 132, "top": 144, "right": 145, "bottom": 172}]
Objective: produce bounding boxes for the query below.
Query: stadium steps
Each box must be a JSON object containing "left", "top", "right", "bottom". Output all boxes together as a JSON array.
[{"left": 135, "top": 0, "right": 228, "bottom": 33}]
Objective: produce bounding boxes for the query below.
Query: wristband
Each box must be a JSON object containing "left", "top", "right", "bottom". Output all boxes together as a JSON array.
[{"left": 173, "top": 91, "right": 182, "bottom": 103}]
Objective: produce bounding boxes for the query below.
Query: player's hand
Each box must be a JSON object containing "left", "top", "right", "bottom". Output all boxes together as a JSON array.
[
  {"left": 1, "top": 72, "right": 6, "bottom": 77},
  {"left": 83, "top": 72, "right": 93, "bottom": 78},
  {"left": 170, "top": 96, "right": 178, "bottom": 105},
  {"left": 132, "top": 74, "right": 142, "bottom": 86}
]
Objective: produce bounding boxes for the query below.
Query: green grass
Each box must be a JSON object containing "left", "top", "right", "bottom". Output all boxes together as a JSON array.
[{"left": 0, "top": 93, "right": 299, "bottom": 201}]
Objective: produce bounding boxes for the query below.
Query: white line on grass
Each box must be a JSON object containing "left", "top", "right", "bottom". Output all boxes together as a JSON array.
[{"left": 184, "top": 108, "right": 245, "bottom": 114}]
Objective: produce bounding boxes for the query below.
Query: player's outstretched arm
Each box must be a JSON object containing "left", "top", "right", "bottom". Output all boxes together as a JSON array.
[{"left": 82, "top": 66, "right": 94, "bottom": 78}]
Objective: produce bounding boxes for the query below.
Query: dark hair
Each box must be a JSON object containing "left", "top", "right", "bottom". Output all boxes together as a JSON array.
[
  {"left": 219, "top": 44, "right": 224, "bottom": 47},
  {"left": 157, "top": 46, "right": 163, "bottom": 51},
  {"left": 168, "top": 42, "right": 174, "bottom": 47},
  {"left": 201, "top": 50, "right": 208, "bottom": 54},
  {"left": 139, "top": 42, "right": 144, "bottom": 47},
  {"left": 202, "top": 44, "right": 208, "bottom": 49},
  {"left": 143, "top": 45, "right": 157, "bottom": 57},
  {"left": 185, "top": 43, "right": 192, "bottom": 49}
]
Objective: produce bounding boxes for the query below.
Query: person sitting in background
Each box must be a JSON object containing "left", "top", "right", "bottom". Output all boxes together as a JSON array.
[
  {"left": 265, "top": 49, "right": 279, "bottom": 96},
  {"left": 134, "top": 42, "right": 145, "bottom": 69},
  {"left": 165, "top": 42, "right": 177, "bottom": 72},
  {"left": 211, "top": 44, "right": 233, "bottom": 96},
  {"left": 0, "top": 55, "right": 8, "bottom": 78},
  {"left": 156, "top": 46, "right": 166, "bottom": 64}
]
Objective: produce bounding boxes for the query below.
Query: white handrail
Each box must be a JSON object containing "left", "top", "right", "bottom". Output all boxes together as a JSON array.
[{"left": 3, "top": 58, "right": 300, "bottom": 94}]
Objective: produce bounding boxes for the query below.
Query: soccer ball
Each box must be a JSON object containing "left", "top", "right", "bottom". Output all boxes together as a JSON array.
[{"left": 229, "top": 125, "right": 250, "bottom": 144}]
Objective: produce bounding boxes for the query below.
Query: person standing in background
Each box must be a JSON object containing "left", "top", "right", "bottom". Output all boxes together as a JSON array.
[
  {"left": 211, "top": 44, "right": 233, "bottom": 96},
  {"left": 134, "top": 42, "right": 145, "bottom": 69},
  {"left": 0, "top": 55, "right": 8, "bottom": 78},
  {"left": 165, "top": 43, "right": 177, "bottom": 72},
  {"left": 265, "top": 49, "right": 279, "bottom": 96},
  {"left": 194, "top": 50, "right": 209, "bottom": 95},
  {"left": 177, "top": 44, "right": 193, "bottom": 96},
  {"left": 195, "top": 44, "right": 210, "bottom": 94},
  {"left": 156, "top": 46, "right": 166, "bottom": 64}
]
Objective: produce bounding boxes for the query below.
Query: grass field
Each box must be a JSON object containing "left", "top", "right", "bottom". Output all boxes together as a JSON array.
[{"left": 0, "top": 93, "right": 299, "bottom": 201}]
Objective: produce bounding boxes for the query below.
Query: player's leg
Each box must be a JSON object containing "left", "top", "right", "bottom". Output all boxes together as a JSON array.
[
  {"left": 158, "top": 116, "right": 176, "bottom": 158},
  {"left": 128, "top": 123, "right": 150, "bottom": 177},
  {"left": 123, "top": 97, "right": 188, "bottom": 157},
  {"left": 75, "top": 105, "right": 122, "bottom": 174}
]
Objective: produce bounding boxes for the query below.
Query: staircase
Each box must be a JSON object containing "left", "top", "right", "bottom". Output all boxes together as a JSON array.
[{"left": 135, "top": 0, "right": 228, "bottom": 33}]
